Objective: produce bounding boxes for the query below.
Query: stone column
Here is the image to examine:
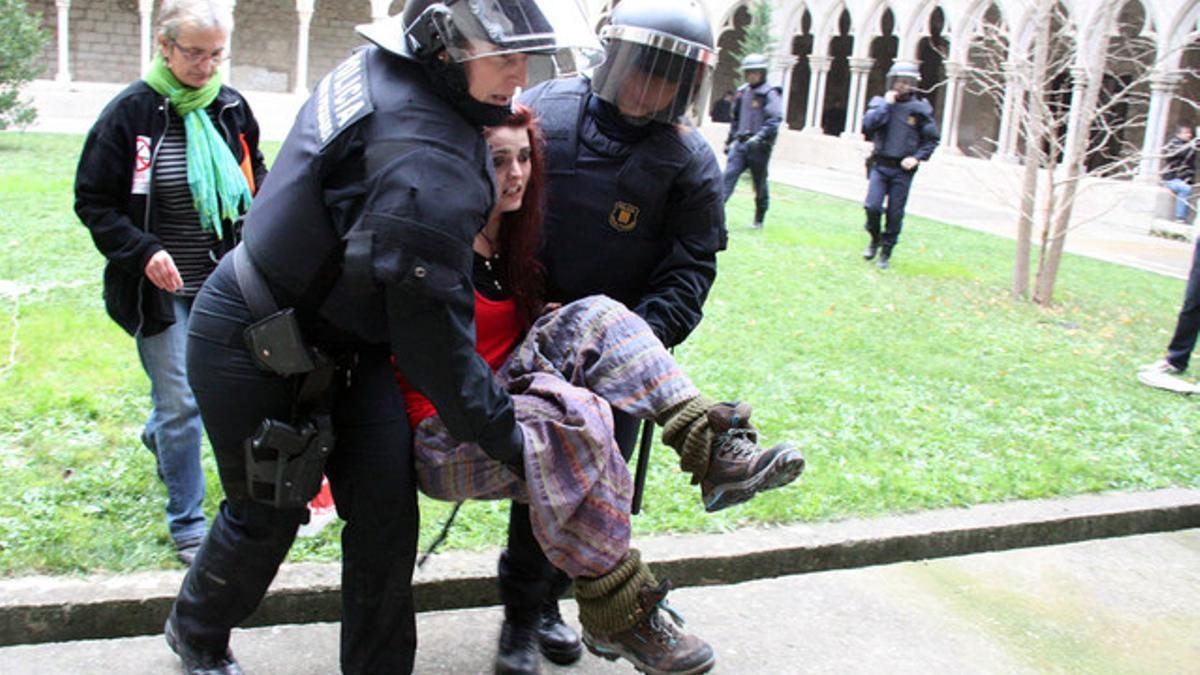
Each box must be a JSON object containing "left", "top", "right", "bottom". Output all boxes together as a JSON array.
[
  {"left": 939, "top": 61, "right": 965, "bottom": 155},
  {"left": 1061, "top": 65, "right": 1090, "bottom": 164},
  {"left": 54, "top": 0, "right": 71, "bottom": 83},
  {"left": 139, "top": 0, "right": 154, "bottom": 75},
  {"left": 804, "top": 54, "right": 830, "bottom": 134},
  {"left": 993, "top": 64, "right": 1025, "bottom": 162},
  {"left": 841, "top": 57, "right": 873, "bottom": 138},
  {"left": 775, "top": 53, "right": 798, "bottom": 127},
  {"left": 294, "top": 0, "right": 316, "bottom": 93},
  {"left": 221, "top": 0, "right": 238, "bottom": 85},
  {"left": 1138, "top": 72, "right": 1181, "bottom": 181}
]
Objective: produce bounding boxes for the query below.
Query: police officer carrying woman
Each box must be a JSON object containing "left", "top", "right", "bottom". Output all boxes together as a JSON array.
[
  {"left": 496, "top": 1, "right": 746, "bottom": 673},
  {"left": 163, "top": 2, "right": 601, "bottom": 674}
]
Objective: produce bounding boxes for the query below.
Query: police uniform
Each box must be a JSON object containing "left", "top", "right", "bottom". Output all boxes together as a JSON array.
[
  {"left": 722, "top": 80, "right": 783, "bottom": 226},
  {"left": 861, "top": 94, "right": 940, "bottom": 249},
  {"left": 494, "top": 72, "right": 726, "bottom": 643},
  {"left": 172, "top": 46, "right": 520, "bottom": 674}
]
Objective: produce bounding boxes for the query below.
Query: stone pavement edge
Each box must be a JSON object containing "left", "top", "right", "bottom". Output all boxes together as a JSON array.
[{"left": 1, "top": 488, "right": 1197, "bottom": 647}]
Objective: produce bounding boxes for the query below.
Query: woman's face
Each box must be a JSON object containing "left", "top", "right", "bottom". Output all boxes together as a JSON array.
[
  {"left": 486, "top": 125, "right": 532, "bottom": 215},
  {"left": 464, "top": 51, "right": 529, "bottom": 107},
  {"left": 159, "top": 24, "right": 227, "bottom": 89}
]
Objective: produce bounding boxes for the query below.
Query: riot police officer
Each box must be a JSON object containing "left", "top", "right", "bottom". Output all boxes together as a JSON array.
[
  {"left": 722, "top": 53, "right": 783, "bottom": 229},
  {"left": 493, "top": 1, "right": 727, "bottom": 673},
  {"left": 163, "top": 2, "right": 600, "bottom": 674},
  {"left": 861, "top": 60, "right": 940, "bottom": 269}
]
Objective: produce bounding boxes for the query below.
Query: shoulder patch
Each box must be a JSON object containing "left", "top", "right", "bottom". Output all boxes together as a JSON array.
[{"left": 315, "top": 50, "right": 373, "bottom": 149}]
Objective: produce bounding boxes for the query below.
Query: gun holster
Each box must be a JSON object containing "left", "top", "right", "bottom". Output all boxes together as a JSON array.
[
  {"left": 233, "top": 243, "right": 339, "bottom": 509},
  {"left": 245, "top": 416, "right": 335, "bottom": 509}
]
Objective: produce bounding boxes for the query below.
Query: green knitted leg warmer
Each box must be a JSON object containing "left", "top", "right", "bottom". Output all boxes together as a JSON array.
[
  {"left": 574, "top": 549, "right": 657, "bottom": 636},
  {"left": 656, "top": 395, "right": 716, "bottom": 485}
]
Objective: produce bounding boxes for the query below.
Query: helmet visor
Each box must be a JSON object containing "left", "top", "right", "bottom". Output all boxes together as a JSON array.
[
  {"left": 435, "top": 0, "right": 604, "bottom": 76},
  {"left": 591, "top": 25, "right": 716, "bottom": 124}
]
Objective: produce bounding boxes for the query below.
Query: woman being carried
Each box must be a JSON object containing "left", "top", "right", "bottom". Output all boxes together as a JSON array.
[{"left": 396, "top": 106, "right": 805, "bottom": 675}]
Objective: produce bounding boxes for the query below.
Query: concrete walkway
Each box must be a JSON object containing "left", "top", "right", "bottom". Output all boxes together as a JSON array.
[{"left": 2, "top": 527, "right": 1197, "bottom": 674}]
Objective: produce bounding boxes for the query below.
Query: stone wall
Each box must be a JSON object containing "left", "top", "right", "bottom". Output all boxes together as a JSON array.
[{"left": 23, "top": 0, "right": 403, "bottom": 93}]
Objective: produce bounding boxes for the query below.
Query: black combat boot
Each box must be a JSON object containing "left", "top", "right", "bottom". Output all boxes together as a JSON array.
[
  {"left": 537, "top": 569, "right": 583, "bottom": 665},
  {"left": 877, "top": 245, "right": 893, "bottom": 270},
  {"left": 496, "top": 606, "right": 540, "bottom": 675},
  {"left": 862, "top": 237, "right": 881, "bottom": 260},
  {"left": 165, "top": 610, "right": 243, "bottom": 675},
  {"left": 496, "top": 549, "right": 546, "bottom": 674}
]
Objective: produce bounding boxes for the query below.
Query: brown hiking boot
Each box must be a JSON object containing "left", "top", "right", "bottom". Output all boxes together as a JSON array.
[
  {"left": 701, "top": 402, "right": 805, "bottom": 513},
  {"left": 582, "top": 580, "right": 715, "bottom": 675}
]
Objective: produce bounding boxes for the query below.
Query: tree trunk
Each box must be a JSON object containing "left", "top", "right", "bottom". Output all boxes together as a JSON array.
[
  {"left": 1013, "top": 1, "right": 1053, "bottom": 300},
  {"left": 1032, "top": 10, "right": 1116, "bottom": 305}
]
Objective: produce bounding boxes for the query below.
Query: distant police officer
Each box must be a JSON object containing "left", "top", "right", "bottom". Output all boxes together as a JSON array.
[
  {"left": 860, "top": 60, "right": 940, "bottom": 269},
  {"left": 491, "top": 0, "right": 726, "bottom": 673},
  {"left": 163, "top": 3, "right": 600, "bottom": 674},
  {"left": 722, "top": 53, "right": 782, "bottom": 229}
]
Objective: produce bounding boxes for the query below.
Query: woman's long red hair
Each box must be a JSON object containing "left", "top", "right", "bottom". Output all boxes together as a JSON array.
[{"left": 486, "top": 105, "right": 546, "bottom": 328}]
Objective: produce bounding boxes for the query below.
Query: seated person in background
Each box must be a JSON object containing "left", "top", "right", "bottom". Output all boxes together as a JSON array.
[
  {"left": 1162, "top": 124, "right": 1196, "bottom": 224},
  {"left": 395, "top": 106, "right": 806, "bottom": 675}
]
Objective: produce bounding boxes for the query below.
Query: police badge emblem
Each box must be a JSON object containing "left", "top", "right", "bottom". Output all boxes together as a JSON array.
[
  {"left": 609, "top": 201, "right": 640, "bottom": 232},
  {"left": 907, "top": 115, "right": 918, "bottom": 126}
]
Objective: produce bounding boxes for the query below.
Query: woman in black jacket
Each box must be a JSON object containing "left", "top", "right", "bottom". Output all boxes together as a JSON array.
[{"left": 74, "top": 0, "right": 266, "bottom": 567}]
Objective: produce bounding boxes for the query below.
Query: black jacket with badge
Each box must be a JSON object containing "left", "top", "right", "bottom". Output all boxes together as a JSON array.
[
  {"left": 519, "top": 77, "right": 727, "bottom": 349},
  {"left": 862, "top": 94, "right": 940, "bottom": 162},
  {"left": 242, "top": 46, "right": 521, "bottom": 464},
  {"left": 725, "top": 80, "right": 782, "bottom": 150},
  {"left": 75, "top": 81, "right": 266, "bottom": 338}
]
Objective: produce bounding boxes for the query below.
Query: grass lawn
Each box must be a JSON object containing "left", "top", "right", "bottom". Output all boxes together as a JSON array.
[{"left": 0, "top": 132, "right": 1196, "bottom": 576}]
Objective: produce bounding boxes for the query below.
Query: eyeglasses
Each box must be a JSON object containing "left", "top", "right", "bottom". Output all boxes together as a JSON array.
[{"left": 170, "top": 39, "right": 230, "bottom": 65}]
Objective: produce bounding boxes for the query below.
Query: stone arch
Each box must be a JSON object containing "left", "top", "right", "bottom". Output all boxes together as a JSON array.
[
  {"left": 959, "top": 1, "right": 1006, "bottom": 157},
  {"left": 821, "top": 7, "right": 854, "bottom": 135},
  {"left": 854, "top": 0, "right": 894, "bottom": 59},
  {"left": 1086, "top": 0, "right": 1157, "bottom": 173},
  {"left": 916, "top": 6, "right": 949, "bottom": 117},
  {"left": 865, "top": 7, "right": 898, "bottom": 100},
  {"left": 813, "top": 0, "right": 850, "bottom": 57},
  {"left": 713, "top": 2, "right": 754, "bottom": 112},
  {"left": 787, "top": 8, "right": 815, "bottom": 130}
]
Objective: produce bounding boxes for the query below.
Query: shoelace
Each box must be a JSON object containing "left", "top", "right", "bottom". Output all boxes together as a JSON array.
[{"left": 716, "top": 427, "right": 757, "bottom": 459}]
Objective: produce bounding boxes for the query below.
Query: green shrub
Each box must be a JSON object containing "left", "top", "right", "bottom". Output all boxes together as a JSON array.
[{"left": 0, "top": 0, "right": 49, "bottom": 130}]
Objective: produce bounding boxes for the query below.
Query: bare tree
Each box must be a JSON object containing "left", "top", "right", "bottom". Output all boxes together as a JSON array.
[{"left": 961, "top": 0, "right": 1198, "bottom": 305}]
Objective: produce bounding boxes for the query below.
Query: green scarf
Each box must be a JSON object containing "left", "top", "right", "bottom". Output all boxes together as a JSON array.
[{"left": 143, "top": 54, "right": 251, "bottom": 238}]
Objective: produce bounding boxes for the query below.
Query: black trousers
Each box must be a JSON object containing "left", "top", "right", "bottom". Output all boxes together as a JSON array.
[
  {"left": 722, "top": 140, "right": 772, "bottom": 223},
  {"left": 502, "top": 409, "right": 641, "bottom": 603},
  {"left": 174, "top": 257, "right": 420, "bottom": 674},
  {"left": 1167, "top": 236, "right": 1200, "bottom": 371},
  {"left": 864, "top": 163, "right": 916, "bottom": 248}
]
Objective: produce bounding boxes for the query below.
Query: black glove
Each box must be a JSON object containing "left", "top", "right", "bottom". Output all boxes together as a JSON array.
[
  {"left": 483, "top": 423, "right": 526, "bottom": 481},
  {"left": 723, "top": 141, "right": 731, "bottom": 156},
  {"left": 744, "top": 135, "right": 762, "bottom": 151}
]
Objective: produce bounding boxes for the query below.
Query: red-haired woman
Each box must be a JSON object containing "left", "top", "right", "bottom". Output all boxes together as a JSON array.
[{"left": 396, "top": 106, "right": 805, "bottom": 675}]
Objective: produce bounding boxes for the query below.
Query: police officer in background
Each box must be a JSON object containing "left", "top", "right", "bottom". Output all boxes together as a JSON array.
[
  {"left": 493, "top": 1, "right": 727, "bottom": 673},
  {"left": 163, "top": 2, "right": 601, "bottom": 674},
  {"left": 722, "top": 53, "right": 782, "bottom": 229},
  {"left": 860, "top": 60, "right": 940, "bottom": 269}
]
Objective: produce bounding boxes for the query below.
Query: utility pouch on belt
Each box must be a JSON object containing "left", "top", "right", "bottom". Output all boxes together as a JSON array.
[
  {"left": 245, "top": 308, "right": 319, "bottom": 377},
  {"left": 233, "top": 243, "right": 338, "bottom": 509},
  {"left": 245, "top": 417, "right": 334, "bottom": 509}
]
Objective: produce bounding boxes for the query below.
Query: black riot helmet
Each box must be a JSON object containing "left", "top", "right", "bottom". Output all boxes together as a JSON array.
[
  {"left": 358, "top": 1, "right": 603, "bottom": 74},
  {"left": 886, "top": 61, "right": 921, "bottom": 94},
  {"left": 357, "top": 1, "right": 602, "bottom": 126},
  {"left": 590, "top": 0, "right": 717, "bottom": 125}
]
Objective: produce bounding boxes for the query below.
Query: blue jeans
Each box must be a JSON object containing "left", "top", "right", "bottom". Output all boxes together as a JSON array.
[
  {"left": 136, "top": 294, "right": 207, "bottom": 544},
  {"left": 1165, "top": 179, "right": 1192, "bottom": 221}
]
